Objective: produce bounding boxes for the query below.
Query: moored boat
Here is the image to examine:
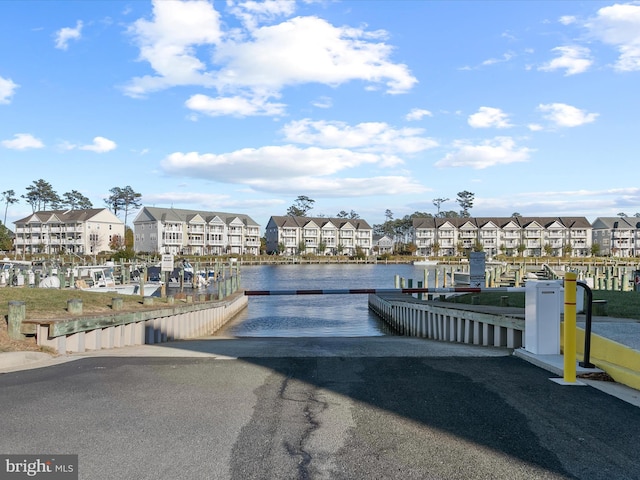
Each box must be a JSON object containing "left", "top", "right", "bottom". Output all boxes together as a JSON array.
[{"left": 74, "top": 266, "right": 161, "bottom": 296}]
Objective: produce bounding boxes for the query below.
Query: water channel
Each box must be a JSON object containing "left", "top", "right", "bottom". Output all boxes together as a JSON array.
[{"left": 215, "top": 263, "right": 437, "bottom": 337}]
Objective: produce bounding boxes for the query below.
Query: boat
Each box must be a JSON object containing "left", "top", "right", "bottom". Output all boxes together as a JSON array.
[
  {"left": 452, "top": 271, "right": 470, "bottom": 285},
  {"left": 0, "top": 258, "right": 34, "bottom": 286},
  {"left": 74, "top": 266, "right": 161, "bottom": 296},
  {"left": 412, "top": 258, "right": 439, "bottom": 266}
]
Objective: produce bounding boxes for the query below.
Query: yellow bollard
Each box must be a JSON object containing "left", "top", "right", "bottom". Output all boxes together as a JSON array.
[{"left": 563, "top": 272, "right": 577, "bottom": 383}]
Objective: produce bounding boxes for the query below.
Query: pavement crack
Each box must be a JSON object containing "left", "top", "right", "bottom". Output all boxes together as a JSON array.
[{"left": 281, "top": 381, "right": 328, "bottom": 480}]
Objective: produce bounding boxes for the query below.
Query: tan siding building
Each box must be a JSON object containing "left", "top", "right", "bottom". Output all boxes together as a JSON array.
[{"left": 13, "top": 209, "right": 125, "bottom": 256}]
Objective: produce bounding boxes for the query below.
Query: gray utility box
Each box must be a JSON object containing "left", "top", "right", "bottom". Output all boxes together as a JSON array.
[{"left": 524, "top": 280, "right": 563, "bottom": 355}]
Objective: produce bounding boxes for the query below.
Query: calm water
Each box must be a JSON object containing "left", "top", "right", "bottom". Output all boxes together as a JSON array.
[{"left": 216, "top": 263, "right": 436, "bottom": 337}]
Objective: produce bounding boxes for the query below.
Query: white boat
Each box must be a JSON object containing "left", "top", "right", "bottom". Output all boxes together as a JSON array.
[
  {"left": 412, "top": 258, "right": 439, "bottom": 266},
  {"left": 450, "top": 271, "right": 470, "bottom": 286},
  {"left": 0, "top": 258, "right": 34, "bottom": 286},
  {"left": 74, "top": 266, "right": 161, "bottom": 296}
]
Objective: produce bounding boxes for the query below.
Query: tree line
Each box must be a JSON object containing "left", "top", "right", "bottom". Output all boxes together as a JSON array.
[{"left": 1, "top": 180, "right": 142, "bottom": 227}]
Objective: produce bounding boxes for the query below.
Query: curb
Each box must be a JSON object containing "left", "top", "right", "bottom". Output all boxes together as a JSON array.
[{"left": 0, "top": 351, "right": 55, "bottom": 369}]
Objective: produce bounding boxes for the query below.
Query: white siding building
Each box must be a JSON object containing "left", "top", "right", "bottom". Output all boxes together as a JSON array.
[
  {"left": 133, "top": 207, "right": 261, "bottom": 255},
  {"left": 413, "top": 216, "right": 592, "bottom": 257},
  {"left": 592, "top": 217, "right": 640, "bottom": 257},
  {"left": 265, "top": 216, "right": 373, "bottom": 256},
  {"left": 13, "top": 209, "right": 125, "bottom": 256}
]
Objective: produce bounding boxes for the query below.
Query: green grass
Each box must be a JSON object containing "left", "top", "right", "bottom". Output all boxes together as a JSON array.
[
  {"left": 0, "top": 288, "right": 186, "bottom": 353},
  {"left": 445, "top": 289, "right": 640, "bottom": 320},
  {"left": 0, "top": 288, "right": 171, "bottom": 320}
]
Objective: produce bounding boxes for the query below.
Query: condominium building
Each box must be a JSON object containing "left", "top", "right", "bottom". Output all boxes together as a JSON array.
[
  {"left": 133, "top": 207, "right": 261, "bottom": 255},
  {"left": 591, "top": 217, "right": 640, "bottom": 257},
  {"left": 13, "top": 209, "right": 125, "bottom": 256},
  {"left": 413, "top": 216, "right": 592, "bottom": 257},
  {"left": 265, "top": 216, "right": 373, "bottom": 256},
  {"left": 373, "top": 234, "right": 394, "bottom": 254}
]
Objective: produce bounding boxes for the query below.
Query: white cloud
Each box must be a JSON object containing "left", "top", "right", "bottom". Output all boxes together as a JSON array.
[
  {"left": 537, "top": 103, "right": 598, "bottom": 127},
  {"left": 478, "top": 187, "right": 640, "bottom": 218},
  {"left": 212, "top": 16, "right": 416, "bottom": 94},
  {"left": 144, "top": 191, "right": 285, "bottom": 210},
  {"left": 481, "top": 51, "right": 515, "bottom": 66},
  {"left": 528, "top": 123, "right": 543, "bottom": 132},
  {"left": 468, "top": 107, "right": 513, "bottom": 129},
  {"left": 185, "top": 93, "right": 286, "bottom": 117},
  {"left": 124, "top": 0, "right": 223, "bottom": 97},
  {"left": 0, "top": 76, "right": 18, "bottom": 104},
  {"left": 281, "top": 119, "right": 438, "bottom": 154},
  {"left": 586, "top": 3, "right": 640, "bottom": 72},
  {"left": 54, "top": 20, "right": 83, "bottom": 50},
  {"left": 538, "top": 45, "right": 592, "bottom": 75},
  {"left": 311, "top": 96, "right": 333, "bottom": 109},
  {"left": 559, "top": 15, "right": 576, "bottom": 26},
  {"left": 227, "top": 0, "right": 296, "bottom": 30},
  {"left": 79, "top": 136, "right": 117, "bottom": 153},
  {"left": 435, "top": 137, "right": 532, "bottom": 169},
  {"left": 1, "top": 133, "right": 44, "bottom": 150},
  {"left": 143, "top": 191, "right": 231, "bottom": 205},
  {"left": 405, "top": 108, "right": 432, "bottom": 121},
  {"left": 162, "top": 146, "right": 388, "bottom": 182},
  {"left": 247, "top": 175, "right": 427, "bottom": 196},
  {"left": 124, "top": 1, "right": 417, "bottom": 113},
  {"left": 159, "top": 143, "right": 427, "bottom": 196}
]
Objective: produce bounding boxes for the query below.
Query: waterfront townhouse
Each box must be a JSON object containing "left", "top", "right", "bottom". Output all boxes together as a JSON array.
[
  {"left": 591, "top": 217, "right": 640, "bottom": 257},
  {"left": 413, "top": 216, "right": 592, "bottom": 258},
  {"left": 13, "top": 208, "right": 125, "bottom": 256},
  {"left": 373, "top": 234, "right": 394, "bottom": 254},
  {"left": 265, "top": 216, "right": 373, "bottom": 256},
  {"left": 133, "top": 207, "right": 261, "bottom": 256}
]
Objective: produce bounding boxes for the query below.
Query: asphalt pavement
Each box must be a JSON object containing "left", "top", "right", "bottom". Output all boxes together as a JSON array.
[{"left": 1, "top": 337, "right": 640, "bottom": 480}]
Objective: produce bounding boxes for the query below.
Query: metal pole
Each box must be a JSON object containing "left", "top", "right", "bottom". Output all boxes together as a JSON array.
[
  {"left": 563, "top": 272, "right": 577, "bottom": 383},
  {"left": 578, "top": 281, "right": 595, "bottom": 368}
]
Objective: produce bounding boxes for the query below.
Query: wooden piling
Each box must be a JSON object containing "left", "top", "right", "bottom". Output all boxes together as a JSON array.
[
  {"left": 8, "top": 301, "right": 26, "bottom": 340},
  {"left": 67, "top": 298, "right": 83, "bottom": 315}
]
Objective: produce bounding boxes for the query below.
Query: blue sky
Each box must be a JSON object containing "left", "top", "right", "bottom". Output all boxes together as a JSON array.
[{"left": 1, "top": 0, "right": 639, "bottom": 230}]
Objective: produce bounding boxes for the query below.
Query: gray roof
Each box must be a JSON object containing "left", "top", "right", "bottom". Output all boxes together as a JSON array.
[
  {"left": 137, "top": 206, "right": 260, "bottom": 227},
  {"left": 14, "top": 208, "right": 116, "bottom": 224},
  {"left": 413, "top": 216, "right": 592, "bottom": 229},
  {"left": 592, "top": 217, "right": 640, "bottom": 229},
  {"left": 268, "top": 215, "right": 372, "bottom": 230}
]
